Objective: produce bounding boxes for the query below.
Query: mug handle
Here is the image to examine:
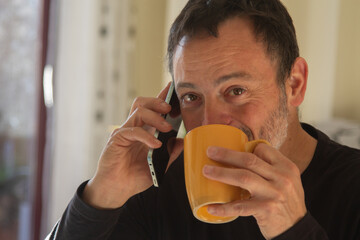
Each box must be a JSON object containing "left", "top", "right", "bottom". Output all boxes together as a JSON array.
[{"left": 244, "top": 139, "right": 270, "bottom": 153}]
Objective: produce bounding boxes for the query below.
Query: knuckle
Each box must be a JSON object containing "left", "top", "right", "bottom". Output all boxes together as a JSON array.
[
  {"left": 132, "top": 107, "right": 146, "bottom": 126},
  {"left": 233, "top": 202, "right": 246, "bottom": 215},
  {"left": 273, "top": 188, "right": 286, "bottom": 202},
  {"left": 263, "top": 200, "right": 278, "bottom": 215},
  {"left": 288, "top": 161, "right": 301, "bottom": 176},
  {"left": 110, "top": 128, "right": 120, "bottom": 137},
  {"left": 111, "top": 129, "right": 126, "bottom": 143},
  {"left": 130, "top": 97, "right": 144, "bottom": 113},
  {"left": 244, "top": 154, "right": 257, "bottom": 168},
  {"left": 111, "top": 127, "right": 123, "bottom": 137},
  {"left": 253, "top": 144, "right": 274, "bottom": 165},
  {"left": 253, "top": 143, "right": 267, "bottom": 156},
  {"left": 284, "top": 176, "right": 294, "bottom": 189},
  {"left": 133, "top": 96, "right": 145, "bottom": 105},
  {"left": 135, "top": 105, "right": 145, "bottom": 113},
  {"left": 237, "top": 171, "right": 250, "bottom": 185},
  {"left": 280, "top": 174, "right": 295, "bottom": 192}
]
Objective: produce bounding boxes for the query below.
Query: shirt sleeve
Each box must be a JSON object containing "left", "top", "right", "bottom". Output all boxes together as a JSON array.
[
  {"left": 48, "top": 181, "right": 123, "bottom": 240},
  {"left": 47, "top": 181, "right": 156, "bottom": 240},
  {"left": 272, "top": 212, "right": 329, "bottom": 240}
]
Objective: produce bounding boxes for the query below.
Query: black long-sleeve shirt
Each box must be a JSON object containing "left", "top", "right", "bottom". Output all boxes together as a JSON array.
[{"left": 48, "top": 124, "right": 360, "bottom": 239}]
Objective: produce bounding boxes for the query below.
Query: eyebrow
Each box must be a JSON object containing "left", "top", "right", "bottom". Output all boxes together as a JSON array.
[
  {"left": 176, "top": 72, "right": 252, "bottom": 90},
  {"left": 215, "top": 72, "right": 251, "bottom": 86}
]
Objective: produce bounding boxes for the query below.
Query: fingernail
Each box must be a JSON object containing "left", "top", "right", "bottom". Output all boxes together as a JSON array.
[
  {"left": 207, "top": 146, "right": 217, "bottom": 156},
  {"left": 155, "top": 139, "right": 162, "bottom": 146},
  {"left": 203, "top": 165, "right": 213, "bottom": 175},
  {"left": 207, "top": 206, "right": 216, "bottom": 214}
]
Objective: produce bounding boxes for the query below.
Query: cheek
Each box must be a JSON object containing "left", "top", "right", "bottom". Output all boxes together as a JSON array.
[
  {"left": 181, "top": 109, "right": 202, "bottom": 131},
  {"left": 231, "top": 103, "right": 268, "bottom": 134}
]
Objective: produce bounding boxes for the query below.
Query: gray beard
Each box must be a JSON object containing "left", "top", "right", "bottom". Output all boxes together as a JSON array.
[{"left": 258, "top": 90, "right": 289, "bottom": 149}]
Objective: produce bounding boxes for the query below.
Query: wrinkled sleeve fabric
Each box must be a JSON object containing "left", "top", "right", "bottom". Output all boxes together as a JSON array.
[
  {"left": 272, "top": 212, "right": 328, "bottom": 240},
  {"left": 47, "top": 181, "right": 122, "bottom": 240},
  {"left": 47, "top": 181, "right": 156, "bottom": 240}
]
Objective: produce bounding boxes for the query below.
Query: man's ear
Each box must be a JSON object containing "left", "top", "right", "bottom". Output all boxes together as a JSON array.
[{"left": 286, "top": 57, "right": 308, "bottom": 107}]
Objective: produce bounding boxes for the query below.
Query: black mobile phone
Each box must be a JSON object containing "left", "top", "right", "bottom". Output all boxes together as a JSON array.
[{"left": 147, "top": 82, "right": 182, "bottom": 187}]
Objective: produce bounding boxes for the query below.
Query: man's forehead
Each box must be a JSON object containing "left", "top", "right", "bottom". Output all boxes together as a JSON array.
[
  {"left": 171, "top": 17, "right": 279, "bottom": 84},
  {"left": 175, "top": 71, "right": 253, "bottom": 90},
  {"left": 173, "top": 17, "right": 260, "bottom": 56}
]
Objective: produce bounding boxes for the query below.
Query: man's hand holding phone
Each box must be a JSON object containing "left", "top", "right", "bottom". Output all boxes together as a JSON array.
[
  {"left": 147, "top": 82, "right": 182, "bottom": 187},
  {"left": 82, "top": 83, "right": 178, "bottom": 209}
]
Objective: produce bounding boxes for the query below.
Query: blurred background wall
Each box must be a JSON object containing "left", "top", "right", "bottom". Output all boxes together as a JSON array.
[
  {"left": 282, "top": 0, "right": 360, "bottom": 123},
  {"left": 0, "top": 0, "right": 359, "bottom": 239}
]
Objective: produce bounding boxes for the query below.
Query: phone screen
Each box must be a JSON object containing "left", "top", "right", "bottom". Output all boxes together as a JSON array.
[{"left": 147, "top": 82, "right": 182, "bottom": 187}]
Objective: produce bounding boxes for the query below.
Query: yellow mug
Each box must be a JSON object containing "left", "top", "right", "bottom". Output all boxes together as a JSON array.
[{"left": 184, "top": 124, "right": 269, "bottom": 224}]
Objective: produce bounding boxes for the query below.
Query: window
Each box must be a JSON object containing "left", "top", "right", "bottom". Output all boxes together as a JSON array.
[{"left": 0, "top": 0, "right": 42, "bottom": 239}]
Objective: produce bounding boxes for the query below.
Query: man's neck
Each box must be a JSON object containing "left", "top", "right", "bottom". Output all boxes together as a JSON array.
[{"left": 280, "top": 122, "right": 318, "bottom": 173}]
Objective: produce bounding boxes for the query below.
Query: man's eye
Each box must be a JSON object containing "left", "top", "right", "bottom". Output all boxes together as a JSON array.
[
  {"left": 183, "top": 94, "right": 198, "bottom": 102},
  {"left": 229, "top": 88, "right": 245, "bottom": 96}
]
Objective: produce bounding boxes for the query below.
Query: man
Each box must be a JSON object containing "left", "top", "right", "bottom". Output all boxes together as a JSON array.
[{"left": 48, "top": 0, "right": 360, "bottom": 239}]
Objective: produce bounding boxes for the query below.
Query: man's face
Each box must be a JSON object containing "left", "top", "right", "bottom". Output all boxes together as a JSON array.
[{"left": 173, "top": 17, "right": 289, "bottom": 149}]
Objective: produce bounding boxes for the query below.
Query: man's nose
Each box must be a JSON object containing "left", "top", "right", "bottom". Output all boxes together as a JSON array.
[{"left": 201, "top": 100, "right": 233, "bottom": 126}]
